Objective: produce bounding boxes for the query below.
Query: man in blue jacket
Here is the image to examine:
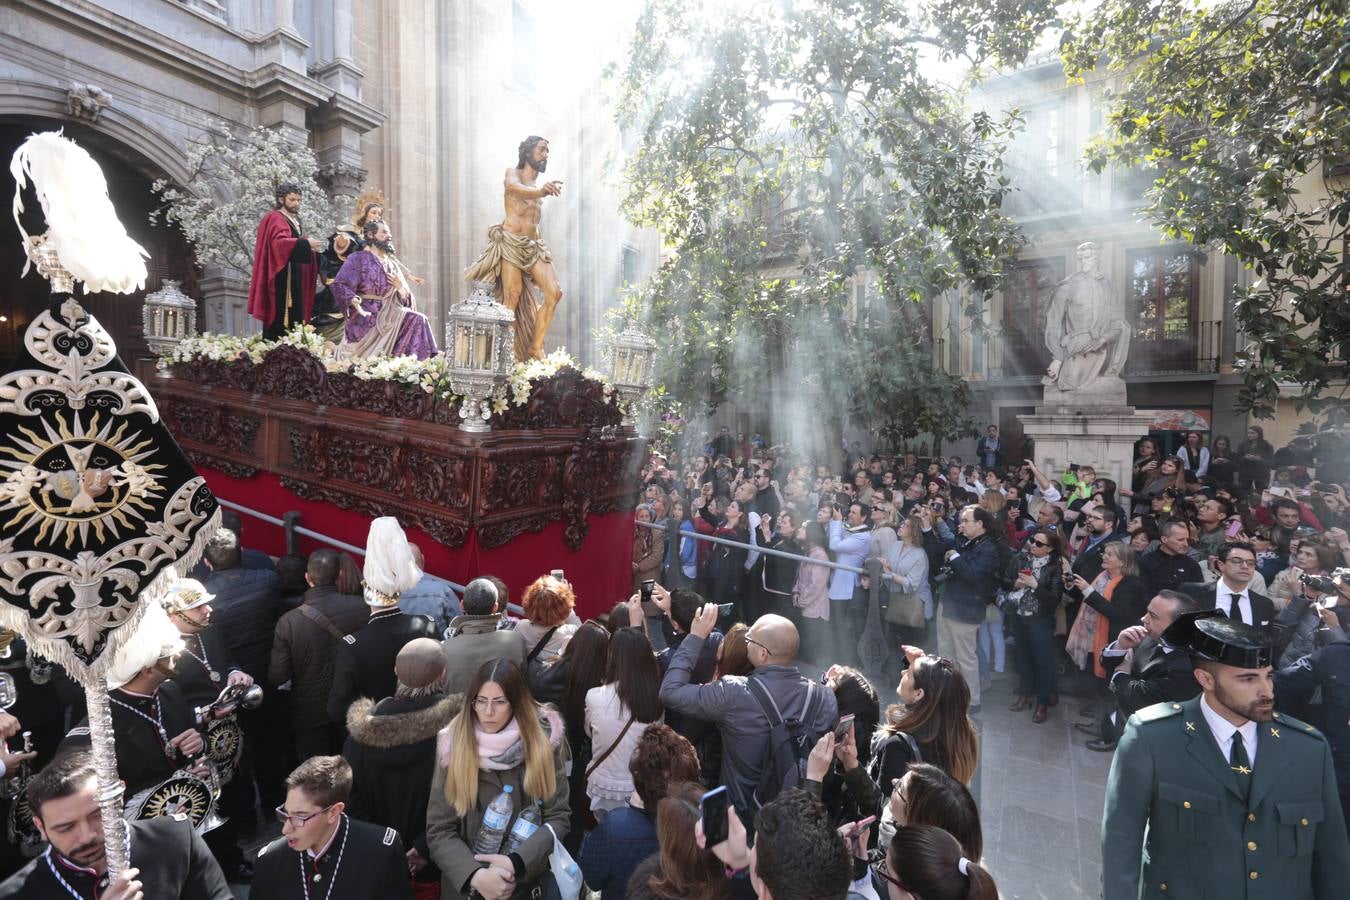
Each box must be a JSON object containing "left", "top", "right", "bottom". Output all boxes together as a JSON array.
[
  {"left": 827, "top": 502, "right": 871, "bottom": 666},
  {"left": 935, "top": 505, "right": 1002, "bottom": 712}
]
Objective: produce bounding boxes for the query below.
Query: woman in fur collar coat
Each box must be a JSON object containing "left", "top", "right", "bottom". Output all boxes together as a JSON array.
[
  {"left": 344, "top": 638, "right": 462, "bottom": 892},
  {"left": 426, "top": 658, "right": 570, "bottom": 900}
]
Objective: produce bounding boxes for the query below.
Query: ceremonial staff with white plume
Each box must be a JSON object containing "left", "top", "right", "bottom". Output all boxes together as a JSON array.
[{"left": 1, "top": 132, "right": 222, "bottom": 876}]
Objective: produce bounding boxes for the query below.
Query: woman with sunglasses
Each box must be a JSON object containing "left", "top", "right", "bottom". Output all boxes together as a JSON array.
[
  {"left": 1004, "top": 529, "right": 1066, "bottom": 722},
  {"left": 872, "top": 824, "right": 998, "bottom": 900},
  {"left": 426, "top": 659, "right": 569, "bottom": 900},
  {"left": 832, "top": 646, "right": 977, "bottom": 827}
]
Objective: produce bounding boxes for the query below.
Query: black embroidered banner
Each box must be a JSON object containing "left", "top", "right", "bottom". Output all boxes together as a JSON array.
[{"left": 0, "top": 294, "right": 219, "bottom": 672}]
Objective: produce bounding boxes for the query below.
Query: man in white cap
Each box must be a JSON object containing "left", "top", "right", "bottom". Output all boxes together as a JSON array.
[
  {"left": 162, "top": 579, "right": 255, "bottom": 883},
  {"left": 326, "top": 518, "right": 437, "bottom": 725},
  {"left": 162, "top": 579, "right": 253, "bottom": 713}
]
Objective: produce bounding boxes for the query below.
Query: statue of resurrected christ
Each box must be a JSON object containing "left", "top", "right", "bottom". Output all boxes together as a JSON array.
[{"left": 463, "top": 135, "right": 564, "bottom": 361}]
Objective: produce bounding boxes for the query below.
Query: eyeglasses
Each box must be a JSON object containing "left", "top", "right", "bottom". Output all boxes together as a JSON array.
[
  {"left": 1031, "top": 538, "right": 1052, "bottom": 548},
  {"left": 745, "top": 636, "right": 774, "bottom": 655},
  {"left": 275, "top": 804, "right": 334, "bottom": 828},
  {"left": 872, "top": 859, "right": 909, "bottom": 892},
  {"left": 1224, "top": 557, "right": 1257, "bottom": 568},
  {"left": 472, "top": 697, "right": 511, "bottom": 712}
]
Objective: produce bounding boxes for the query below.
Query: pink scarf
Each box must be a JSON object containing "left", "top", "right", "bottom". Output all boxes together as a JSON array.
[{"left": 475, "top": 719, "right": 522, "bottom": 771}]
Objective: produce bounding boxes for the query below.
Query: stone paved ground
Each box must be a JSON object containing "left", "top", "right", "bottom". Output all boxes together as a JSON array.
[{"left": 976, "top": 671, "right": 1110, "bottom": 900}]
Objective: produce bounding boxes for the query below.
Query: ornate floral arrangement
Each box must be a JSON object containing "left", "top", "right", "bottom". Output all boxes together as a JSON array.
[{"left": 163, "top": 328, "right": 623, "bottom": 427}]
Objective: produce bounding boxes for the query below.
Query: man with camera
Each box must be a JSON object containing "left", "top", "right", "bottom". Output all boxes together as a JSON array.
[
  {"left": 1275, "top": 569, "right": 1350, "bottom": 824},
  {"left": 933, "top": 506, "right": 1004, "bottom": 712}
]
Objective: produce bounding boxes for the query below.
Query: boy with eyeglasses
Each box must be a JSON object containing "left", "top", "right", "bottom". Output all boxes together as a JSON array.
[{"left": 253, "top": 755, "right": 411, "bottom": 899}]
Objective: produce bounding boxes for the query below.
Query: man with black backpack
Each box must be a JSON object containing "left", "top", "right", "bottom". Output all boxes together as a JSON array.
[{"left": 658, "top": 605, "right": 839, "bottom": 821}]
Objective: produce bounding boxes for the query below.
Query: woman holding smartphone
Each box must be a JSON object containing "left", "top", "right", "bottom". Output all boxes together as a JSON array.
[{"left": 812, "top": 646, "right": 978, "bottom": 829}]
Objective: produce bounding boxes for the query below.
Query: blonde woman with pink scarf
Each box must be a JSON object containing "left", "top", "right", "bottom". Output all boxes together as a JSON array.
[{"left": 427, "top": 659, "right": 570, "bottom": 900}]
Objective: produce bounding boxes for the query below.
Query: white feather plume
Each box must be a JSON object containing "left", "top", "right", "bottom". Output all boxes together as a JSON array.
[{"left": 10, "top": 130, "right": 149, "bottom": 294}]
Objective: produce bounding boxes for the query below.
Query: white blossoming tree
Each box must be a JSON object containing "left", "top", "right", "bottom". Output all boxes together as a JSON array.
[{"left": 151, "top": 121, "right": 349, "bottom": 279}]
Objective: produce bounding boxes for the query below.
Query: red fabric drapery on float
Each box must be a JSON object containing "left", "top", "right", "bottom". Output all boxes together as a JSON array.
[{"left": 197, "top": 466, "right": 634, "bottom": 619}]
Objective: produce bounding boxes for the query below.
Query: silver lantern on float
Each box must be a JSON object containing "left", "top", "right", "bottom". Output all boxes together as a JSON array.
[
  {"left": 142, "top": 280, "right": 197, "bottom": 375},
  {"left": 608, "top": 323, "right": 657, "bottom": 426},
  {"left": 445, "top": 283, "right": 515, "bottom": 432}
]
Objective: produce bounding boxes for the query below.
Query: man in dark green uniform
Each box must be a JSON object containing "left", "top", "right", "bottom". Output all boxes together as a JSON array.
[{"left": 1102, "top": 610, "right": 1350, "bottom": 899}]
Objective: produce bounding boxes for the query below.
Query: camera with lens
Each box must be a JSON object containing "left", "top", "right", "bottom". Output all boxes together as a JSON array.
[
  {"left": 932, "top": 565, "right": 954, "bottom": 585},
  {"left": 1300, "top": 568, "right": 1349, "bottom": 595}
]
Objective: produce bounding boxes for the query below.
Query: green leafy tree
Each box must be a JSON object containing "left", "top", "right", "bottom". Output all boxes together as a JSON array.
[
  {"left": 611, "top": 0, "right": 1058, "bottom": 458},
  {"left": 152, "top": 122, "right": 348, "bottom": 279},
  {"left": 1062, "top": 0, "right": 1350, "bottom": 424}
]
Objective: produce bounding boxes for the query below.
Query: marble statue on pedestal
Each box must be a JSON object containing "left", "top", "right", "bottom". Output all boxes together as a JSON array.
[{"left": 1042, "top": 241, "right": 1131, "bottom": 401}]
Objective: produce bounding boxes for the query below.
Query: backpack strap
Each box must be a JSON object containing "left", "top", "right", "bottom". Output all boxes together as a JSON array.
[
  {"left": 746, "top": 675, "right": 785, "bottom": 728},
  {"left": 299, "top": 604, "right": 347, "bottom": 642},
  {"left": 525, "top": 626, "right": 559, "bottom": 664},
  {"left": 867, "top": 730, "right": 923, "bottom": 785}
]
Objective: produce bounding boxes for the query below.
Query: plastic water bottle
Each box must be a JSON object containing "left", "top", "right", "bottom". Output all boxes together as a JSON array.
[
  {"left": 473, "top": 785, "right": 515, "bottom": 855},
  {"left": 501, "top": 800, "right": 543, "bottom": 854}
]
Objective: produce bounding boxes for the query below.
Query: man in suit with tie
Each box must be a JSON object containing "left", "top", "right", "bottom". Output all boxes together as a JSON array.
[
  {"left": 1189, "top": 542, "right": 1276, "bottom": 631},
  {"left": 1079, "top": 589, "right": 1205, "bottom": 751},
  {"left": 1101, "top": 611, "right": 1350, "bottom": 900}
]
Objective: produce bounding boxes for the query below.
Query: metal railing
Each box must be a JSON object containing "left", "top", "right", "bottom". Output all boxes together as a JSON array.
[
  {"left": 636, "top": 518, "right": 871, "bottom": 575},
  {"left": 636, "top": 517, "right": 899, "bottom": 674},
  {"left": 216, "top": 498, "right": 471, "bottom": 598}
]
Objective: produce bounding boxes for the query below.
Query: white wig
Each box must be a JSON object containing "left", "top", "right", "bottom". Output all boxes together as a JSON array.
[
  {"left": 11, "top": 130, "right": 149, "bottom": 294},
  {"left": 362, "top": 517, "right": 423, "bottom": 606},
  {"left": 105, "top": 603, "right": 184, "bottom": 690}
]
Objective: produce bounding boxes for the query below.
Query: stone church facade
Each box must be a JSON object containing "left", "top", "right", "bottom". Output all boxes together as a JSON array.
[{"left": 0, "top": 0, "right": 656, "bottom": 365}]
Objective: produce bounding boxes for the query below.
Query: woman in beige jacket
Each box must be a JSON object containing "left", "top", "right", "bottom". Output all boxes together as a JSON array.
[{"left": 426, "top": 658, "right": 570, "bottom": 900}]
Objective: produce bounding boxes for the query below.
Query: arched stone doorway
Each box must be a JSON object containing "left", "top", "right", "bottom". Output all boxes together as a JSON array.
[{"left": 0, "top": 116, "right": 199, "bottom": 365}]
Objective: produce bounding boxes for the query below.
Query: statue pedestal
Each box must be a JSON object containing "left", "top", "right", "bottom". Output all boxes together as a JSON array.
[{"left": 1019, "top": 388, "right": 1153, "bottom": 488}]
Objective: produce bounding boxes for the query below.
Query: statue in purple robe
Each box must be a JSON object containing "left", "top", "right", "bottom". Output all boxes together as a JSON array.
[{"left": 330, "top": 219, "right": 438, "bottom": 360}]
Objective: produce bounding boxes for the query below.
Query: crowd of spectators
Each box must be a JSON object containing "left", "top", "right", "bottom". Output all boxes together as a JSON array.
[{"left": 2, "top": 420, "right": 1349, "bottom": 898}]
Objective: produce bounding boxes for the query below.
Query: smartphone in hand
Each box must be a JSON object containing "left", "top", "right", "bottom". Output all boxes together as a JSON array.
[
  {"left": 700, "top": 785, "right": 730, "bottom": 846},
  {"left": 834, "top": 713, "right": 856, "bottom": 742}
]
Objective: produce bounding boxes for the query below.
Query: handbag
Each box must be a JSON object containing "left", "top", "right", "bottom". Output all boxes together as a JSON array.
[{"left": 884, "top": 585, "right": 924, "bottom": 627}]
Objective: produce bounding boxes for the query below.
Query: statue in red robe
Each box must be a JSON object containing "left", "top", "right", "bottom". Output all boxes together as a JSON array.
[{"left": 247, "top": 181, "right": 320, "bottom": 339}]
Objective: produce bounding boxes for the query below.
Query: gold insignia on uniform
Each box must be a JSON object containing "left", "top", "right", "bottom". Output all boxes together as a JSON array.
[
  {"left": 1185, "top": 721, "right": 1196, "bottom": 732},
  {"left": 1269, "top": 728, "right": 1280, "bottom": 739}
]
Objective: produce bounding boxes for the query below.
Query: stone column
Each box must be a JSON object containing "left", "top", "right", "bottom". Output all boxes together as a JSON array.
[
  {"left": 257, "top": 0, "right": 309, "bottom": 73},
  {"left": 1220, "top": 254, "right": 1240, "bottom": 374},
  {"left": 198, "top": 267, "right": 254, "bottom": 337}
]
